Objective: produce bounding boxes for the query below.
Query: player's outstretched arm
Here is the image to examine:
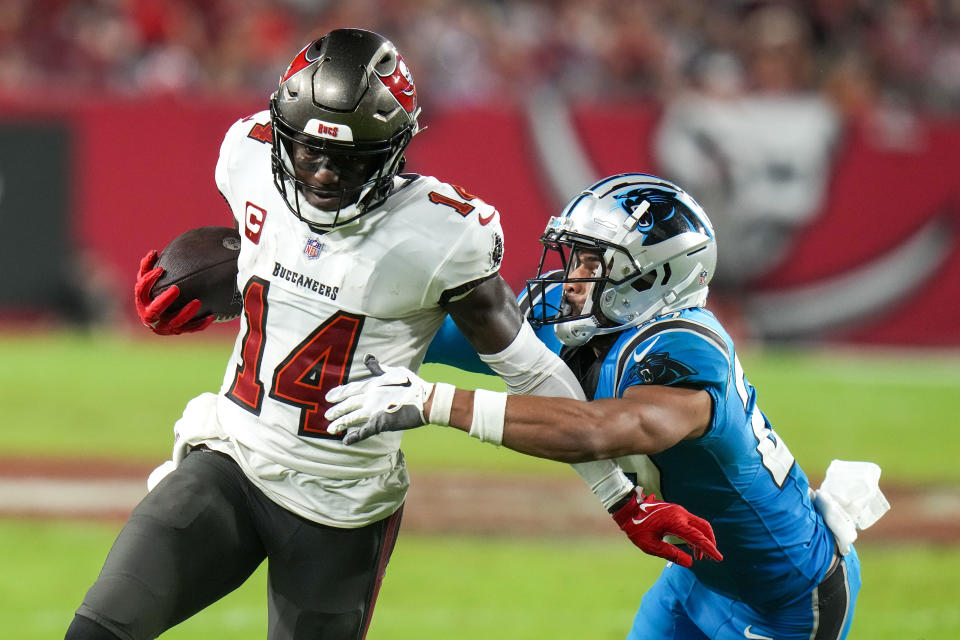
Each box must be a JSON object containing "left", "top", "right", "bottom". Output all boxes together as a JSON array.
[
  {"left": 325, "top": 361, "right": 722, "bottom": 565},
  {"left": 443, "top": 277, "right": 637, "bottom": 510},
  {"left": 327, "top": 371, "right": 709, "bottom": 458}
]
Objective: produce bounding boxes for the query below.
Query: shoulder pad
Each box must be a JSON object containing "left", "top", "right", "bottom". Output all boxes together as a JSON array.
[
  {"left": 216, "top": 110, "right": 271, "bottom": 224},
  {"left": 404, "top": 179, "right": 505, "bottom": 305},
  {"left": 613, "top": 315, "right": 731, "bottom": 395}
]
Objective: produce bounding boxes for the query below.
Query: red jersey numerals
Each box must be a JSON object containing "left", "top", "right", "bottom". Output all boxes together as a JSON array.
[
  {"left": 226, "top": 277, "right": 364, "bottom": 439},
  {"left": 428, "top": 185, "right": 497, "bottom": 225},
  {"left": 227, "top": 278, "right": 269, "bottom": 413},
  {"left": 247, "top": 122, "right": 273, "bottom": 144},
  {"left": 270, "top": 312, "right": 364, "bottom": 437},
  {"left": 428, "top": 185, "right": 479, "bottom": 216}
]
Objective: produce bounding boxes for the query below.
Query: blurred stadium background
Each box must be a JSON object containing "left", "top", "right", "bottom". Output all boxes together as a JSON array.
[{"left": 1, "top": 1, "right": 959, "bottom": 638}]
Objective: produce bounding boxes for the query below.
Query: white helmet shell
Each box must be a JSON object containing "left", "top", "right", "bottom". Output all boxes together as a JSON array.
[{"left": 527, "top": 173, "right": 717, "bottom": 346}]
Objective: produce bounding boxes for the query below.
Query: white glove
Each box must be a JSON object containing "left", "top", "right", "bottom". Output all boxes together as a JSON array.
[{"left": 325, "top": 354, "right": 434, "bottom": 444}]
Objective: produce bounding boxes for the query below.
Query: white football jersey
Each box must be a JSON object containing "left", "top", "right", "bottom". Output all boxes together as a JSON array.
[{"left": 199, "top": 110, "right": 505, "bottom": 527}]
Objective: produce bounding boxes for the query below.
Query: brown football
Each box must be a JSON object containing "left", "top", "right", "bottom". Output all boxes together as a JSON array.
[{"left": 150, "top": 226, "right": 242, "bottom": 321}]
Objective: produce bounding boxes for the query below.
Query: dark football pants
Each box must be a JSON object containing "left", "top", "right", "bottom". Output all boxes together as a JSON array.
[{"left": 69, "top": 447, "right": 403, "bottom": 640}]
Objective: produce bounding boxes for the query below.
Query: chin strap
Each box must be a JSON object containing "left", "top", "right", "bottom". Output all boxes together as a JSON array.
[
  {"left": 553, "top": 315, "right": 603, "bottom": 347},
  {"left": 553, "top": 271, "right": 605, "bottom": 347}
]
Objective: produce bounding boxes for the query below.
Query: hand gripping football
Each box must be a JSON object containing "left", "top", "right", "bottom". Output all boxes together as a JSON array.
[{"left": 149, "top": 226, "right": 243, "bottom": 321}]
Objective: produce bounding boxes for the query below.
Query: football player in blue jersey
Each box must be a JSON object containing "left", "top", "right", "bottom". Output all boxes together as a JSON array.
[{"left": 326, "top": 173, "right": 877, "bottom": 640}]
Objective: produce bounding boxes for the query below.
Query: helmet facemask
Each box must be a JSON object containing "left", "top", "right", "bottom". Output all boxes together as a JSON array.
[
  {"left": 527, "top": 226, "right": 648, "bottom": 347},
  {"left": 270, "top": 101, "right": 411, "bottom": 231}
]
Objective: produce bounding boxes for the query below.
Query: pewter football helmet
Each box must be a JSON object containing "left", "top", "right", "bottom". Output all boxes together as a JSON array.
[
  {"left": 271, "top": 29, "right": 421, "bottom": 231},
  {"left": 526, "top": 174, "right": 717, "bottom": 347}
]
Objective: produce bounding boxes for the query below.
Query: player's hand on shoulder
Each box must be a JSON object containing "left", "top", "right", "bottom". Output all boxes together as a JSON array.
[
  {"left": 611, "top": 487, "right": 723, "bottom": 568},
  {"left": 134, "top": 250, "right": 213, "bottom": 336},
  {"left": 325, "top": 355, "right": 434, "bottom": 444}
]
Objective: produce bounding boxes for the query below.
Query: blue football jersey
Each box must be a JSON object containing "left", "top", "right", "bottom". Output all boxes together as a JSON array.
[
  {"left": 596, "top": 307, "right": 835, "bottom": 612},
  {"left": 425, "top": 284, "right": 836, "bottom": 612}
]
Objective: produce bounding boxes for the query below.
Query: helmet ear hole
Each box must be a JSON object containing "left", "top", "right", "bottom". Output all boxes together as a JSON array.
[
  {"left": 374, "top": 50, "right": 396, "bottom": 74},
  {"left": 661, "top": 262, "right": 672, "bottom": 285},
  {"left": 631, "top": 271, "right": 657, "bottom": 293}
]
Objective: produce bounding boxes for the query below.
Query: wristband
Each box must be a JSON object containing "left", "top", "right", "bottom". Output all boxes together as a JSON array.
[
  {"left": 570, "top": 459, "right": 638, "bottom": 511},
  {"left": 428, "top": 382, "right": 456, "bottom": 426},
  {"left": 468, "top": 389, "right": 507, "bottom": 446},
  {"left": 608, "top": 487, "right": 641, "bottom": 514}
]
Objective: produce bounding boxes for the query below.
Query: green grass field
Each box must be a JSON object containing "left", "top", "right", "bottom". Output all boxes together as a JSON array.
[
  {"left": 2, "top": 331, "right": 959, "bottom": 639},
  {"left": 3, "top": 521, "right": 958, "bottom": 640},
  {"left": 3, "top": 331, "right": 958, "bottom": 481}
]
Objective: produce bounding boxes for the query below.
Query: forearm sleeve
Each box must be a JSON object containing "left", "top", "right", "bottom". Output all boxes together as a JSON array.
[{"left": 479, "top": 322, "right": 634, "bottom": 509}]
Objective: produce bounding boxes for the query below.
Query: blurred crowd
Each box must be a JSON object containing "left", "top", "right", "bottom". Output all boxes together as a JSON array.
[{"left": 2, "top": 0, "right": 960, "bottom": 115}]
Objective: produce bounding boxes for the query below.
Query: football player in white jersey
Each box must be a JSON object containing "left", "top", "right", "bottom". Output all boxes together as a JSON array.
[{"left": 66, "top": 30, "right": 719, "bottom": 640}]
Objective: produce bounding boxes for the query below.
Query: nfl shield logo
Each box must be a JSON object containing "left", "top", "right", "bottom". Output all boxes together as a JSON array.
[
  {"left": 304, "top": 238, "right": 322, "bottom": 260},
  {"left": 698, "top": 270, "right": 708, "bottom": 285}
]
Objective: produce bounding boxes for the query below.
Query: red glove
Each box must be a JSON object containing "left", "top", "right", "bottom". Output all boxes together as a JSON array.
[
  {"left": 611, "top": 488, "right": 723, "bottom": 568},
  {"left": 134, "top": 250, "right": 214, "bottom": 335}
]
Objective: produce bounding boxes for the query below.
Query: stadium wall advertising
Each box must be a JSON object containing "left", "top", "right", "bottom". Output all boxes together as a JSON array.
[{"left": 1, "top": 97, "right": 957, "bottom": 345}]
